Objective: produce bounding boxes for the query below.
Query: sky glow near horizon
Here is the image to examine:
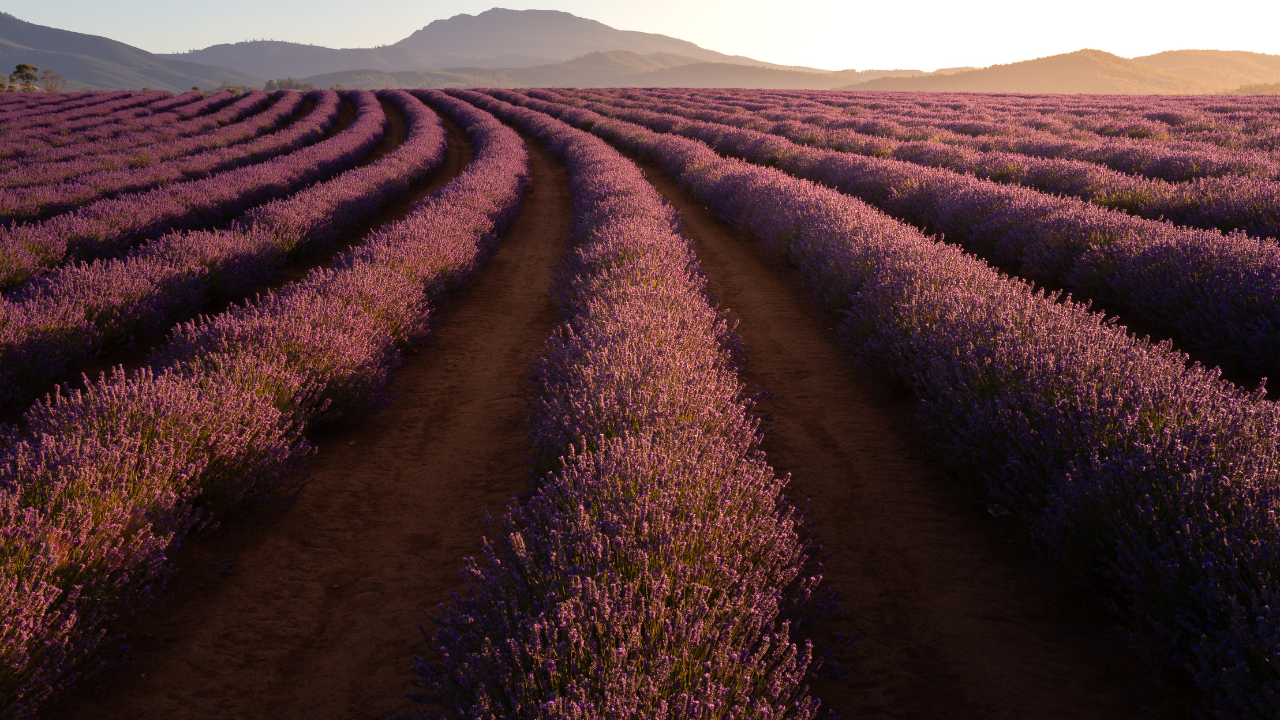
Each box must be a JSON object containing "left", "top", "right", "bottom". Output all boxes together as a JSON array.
[{"left": 8, "top": 0, "right": 1279, "bottom": 71}]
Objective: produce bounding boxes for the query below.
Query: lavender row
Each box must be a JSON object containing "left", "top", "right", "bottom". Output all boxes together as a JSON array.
[
  {"left": 789, "top": 90, "right": 1280, "bottom": 153},
  {"left": 0, "top": 92, "right": 308, "bottom": 222},
  {"left": 0, "top": 91, "right": 178, "bottom": 155},
  {"left": 412, "top": 88, "right": 825, "bottom": 718},
  {"left": 0, "top": 89, "right": 446, "bottom": 414},
  {"left": 498, "top": 90, "right": 1280, "bottom": 719},
  {"left": 0, "top": 91, "right": 237, "bottom": 171},
  {"left": 728, "top": 89, "right": 1280, "bottom": 159},
  {"left": 0, "top": 91, "right": 140, "bottom": 130},
  {"left": 575, "top": 88, "right": 1280, "bottom": 240},
  {"left": 0, "top": 92, "right": 96, "bottom": 113},
  {"left": 0, "top": 89, "right": 526, "bottom": 720},
  {"left": 0, "top": 91, "right": 171, "bottom": 132},
  {"left": 630, "top": 88, "right": 1280, "bottom": 182},
  {"left": 532, "top": 90, "right": 1280, "bottom": 383},
  {"left": 0, "top": 91, "right": 276, "bottom": 192},
  {"left": 0, "top": 90, "right": 363, "bottom": 292}
]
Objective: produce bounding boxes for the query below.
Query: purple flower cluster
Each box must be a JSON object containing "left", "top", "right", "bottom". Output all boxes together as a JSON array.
[
  {"left": 0, "top": 92, "right": 308, "bottom": 222},
  {"left": 0, "top": 88, "right": 527, "bottom": 719},
  {"left": 0, "top": 90, "right": 367, "bottom": 292},
  {"left": 492, "top": 90, "right": 1280, "bottom": 720},
  {"left": 0, "top": 91, "right": 242, "bottom": 173},
  {"left": 571, "top": 89, "right": 1280, "bottom": 241},
  {"left": 530, "top": 90, "right": 1280, "bottom": 384},
  {"left": 0, "top": 89, "right": 448, "bottom": 414},
  {"left": 412, "top": 88, "right": 823, "bottom": 719}
]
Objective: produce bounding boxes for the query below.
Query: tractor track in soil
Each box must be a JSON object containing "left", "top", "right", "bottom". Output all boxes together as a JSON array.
[
  {"left": 50, "top": 123, "right": 573, "bottom": 720},
  {"left": 624, "top": 153, "right": 1198, "bottom": 720}
]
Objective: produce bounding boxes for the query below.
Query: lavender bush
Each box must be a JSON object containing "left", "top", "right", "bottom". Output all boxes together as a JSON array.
[
  {"left": 0, "top": 92, "right": 308, "bottom": 221},
  {"left": 0, "top": 90, "right": 241, "bottom": 172},
  {"left": 491, "top": 90, "right": 1280, "bottom": 720},
  {"left": 0, "top": 88, "right": 527, "bottom": 719},
  {"left": 570, "top": 88, "right": 1280, "bottom": 241},
  {"left": 411, "top": 89, "right": 824, "bottom": 719},
  {"left": 0, "top": 89, "right": 447, "bottom": 413},
  {"left": 529, "top": 90, "right": 1280, "bottom": 384},
  {"left": 0, "top": 90, "right": 368, "bottom": 291}
]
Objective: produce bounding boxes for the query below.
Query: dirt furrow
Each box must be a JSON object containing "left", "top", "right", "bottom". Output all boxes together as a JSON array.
[
  {"left": 626, "top": 155, "right": 1196, "bottom": 720},
  {"left": 50, "top": 133, "right": 572, "bottom": 720}
]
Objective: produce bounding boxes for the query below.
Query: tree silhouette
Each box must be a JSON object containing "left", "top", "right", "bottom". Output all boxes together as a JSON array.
[{"left": 10, "top": 63, "right": 38, "bottom": 91}]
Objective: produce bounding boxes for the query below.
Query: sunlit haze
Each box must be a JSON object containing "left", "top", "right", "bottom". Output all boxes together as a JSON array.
[{"left": 11, "top": 0, "right": 1279, "bottom": 70}]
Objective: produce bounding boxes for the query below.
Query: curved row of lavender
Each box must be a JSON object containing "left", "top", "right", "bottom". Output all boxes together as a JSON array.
[
  {"left": 0, "top": 91, "right": 179, "bottom": 155},
  {"left": 0, "top": 91, "right": 277, "bottom": 192},
  {"left": 414, "top": 88, "right": 825, "bottom": 719},
  {"left": 0, "top": 93, "right": 96, "bottom": 113},
  {"left": 781, "top": 90, "right": 1280, "bottom": 154},
  {"left": 0, "top": 90, "right": 526, "bottom": 719},
  {"left": 575, "top": 88, "right": 1280, "bottom": 241},
  {"left": 0, "top": 90, "right": 366, "bottom": 292},
  {"left": 746, "top": 90, "right": 1280, "bottom": 179},
  {"left": 0, "top": 91, "right": 238, "bottom": 171},
  {"left": 0, "top": 91, "right": 159, "bottom": 132},
  {"left": 0, "top": 88, "right": 447, "bottom": 414},
  {"left": 529, "top": 89, "right": 1280, "bottom": 384},
  {"left": 0, "top": 92, "right": 310, "bottom": 222},
  {"left": 493, "top": 89, "right": 1280, "bottom": 720},
  {"left": 649, "top": 88, "right": 1280, "bottom": 182}
]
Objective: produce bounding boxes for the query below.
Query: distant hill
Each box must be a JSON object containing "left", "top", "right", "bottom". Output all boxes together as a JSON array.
[
  {"left": 1132, "top": 50, "right": 1280, "bottom": 89},
  {"left": 0, "top": 12, "right": 261, "bottom": 91},
  {"left": 157, "top": 40, "right": 447, "bottom": 81},
  {"left": 837, "top": 50, "right": 1222, "bottom": 94},
  {"left": 166, "top": 8, "right": 877, "bottom": 82},
  {"left": 301, "top": 50, "right": 904, "bottom": 90}
]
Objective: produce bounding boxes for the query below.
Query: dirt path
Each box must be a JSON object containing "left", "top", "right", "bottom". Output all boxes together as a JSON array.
[
  {"left": 50, "top": 134, "right": 573, "bottom": 720},
  {"left": 626, "top": 157, "right": 1196, "bottom": 720}
]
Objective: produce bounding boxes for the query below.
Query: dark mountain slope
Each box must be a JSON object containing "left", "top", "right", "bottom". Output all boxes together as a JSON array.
[{"left": 0, "top": 12, "right": 261, "bottom": 91}]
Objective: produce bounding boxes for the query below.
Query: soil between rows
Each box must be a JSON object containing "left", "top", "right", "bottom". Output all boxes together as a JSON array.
[
  {"left": 50, "top": 130, "right": 574, "bottom": 718},
  {"left": 623, "top": 154, "right": 1197, "bottom": 719}
]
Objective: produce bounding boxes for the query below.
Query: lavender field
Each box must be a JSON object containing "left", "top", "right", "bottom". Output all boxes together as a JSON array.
[{"left": 0, "top": 86, "right": 1277, "bottom": 719}]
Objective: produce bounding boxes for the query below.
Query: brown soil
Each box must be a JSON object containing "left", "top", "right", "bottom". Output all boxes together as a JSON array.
[
  {"left": 48, "top": 135, "right": 573, "bottom": 719},
  {"left": 324, "top": 98, "right": 357, "bottom": 139},
  {"left": 626, "top": 156, "right": 1198, "bottom": 720},
  {"left": 269, "top": 95, "right": 318, "bottom": 137}
]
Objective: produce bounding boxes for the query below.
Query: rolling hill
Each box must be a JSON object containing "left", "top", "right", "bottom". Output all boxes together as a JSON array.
[
  {"left": 1132, "top": 50, "right": 1280, "bottom": 89},
  {"left": 0, "top": 12, "right": 261, "bottom": 92},
  {"left": 301, "top": 50, "right": 899, "bottom": 90},
  {"left": 837, "top": 49, "right": 1280, "bottom": 94}
]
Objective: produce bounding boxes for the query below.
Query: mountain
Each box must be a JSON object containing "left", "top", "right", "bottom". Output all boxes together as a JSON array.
[
  {"left": 300, "top": 50, "right": 905, "bottom": 90},
  {"left": 0, "top": 12, "right": 261, "bottom": 91},
  {"left": 837, "top": 50, "right": 1222, "bottom": 94},
  {"left": 1132, "top": 50, "right": 1280, "bottom": 89},
  {"left": 166, "top": 8, "right": 862, "bottom": 81}
]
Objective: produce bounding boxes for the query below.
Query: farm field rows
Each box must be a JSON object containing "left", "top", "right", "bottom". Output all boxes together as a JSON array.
[{"left": 1, "top": 87, "right": 1277, "bottom": 719}]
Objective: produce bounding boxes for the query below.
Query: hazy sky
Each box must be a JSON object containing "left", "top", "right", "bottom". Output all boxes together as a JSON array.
[{"left": 11, "top": 0, "right": 1280, "bottom": 71}]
